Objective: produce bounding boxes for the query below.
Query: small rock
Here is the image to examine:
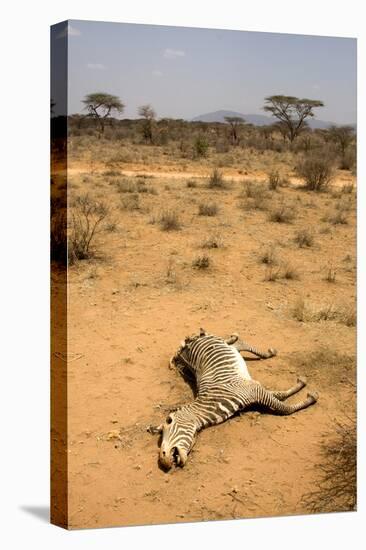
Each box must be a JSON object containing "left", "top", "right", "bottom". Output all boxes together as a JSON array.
[{"left": 107, "top": 430, "right": 121, "bottom": 441}]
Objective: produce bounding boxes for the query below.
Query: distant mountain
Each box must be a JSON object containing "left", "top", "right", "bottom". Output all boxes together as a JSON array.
[{"left": 192, "top": 109, "right": 335, "bottom": 129}]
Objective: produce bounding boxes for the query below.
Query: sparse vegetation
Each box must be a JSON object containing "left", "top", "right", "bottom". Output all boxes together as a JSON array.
[
  {"left": 264, "top": 265, "right": 281, "bottom": 282},
  {"left": 282, "top": 263, "right": 299, "bottom": 280},
  {"left": 267, "top": 170, "right": 281, "bottom": 190},
  {"left": 159, "top": 209, "right": 182, "bottom": 231},
  {"left": 198, "top": 202, "right": 218, "bottom": 216},
  {"left": 323, "top": 209, "right": 348, "bottom": 225},
  {"left": 200, "top": 234, "right": 224, "bottom": 249},
  {"left": 259, "top": 244, "right": 278, "bottom": 265},
  {"left": 296, "top": 151, "right": 335, "bottom": 191},
  {"left": 194, "top": 135, "right": 209, "bottom": 158},
  {"left": 294, "top": 229, "right": 314, "bottom": 248},
  {"left": 240, "top": 181, "right": 269, "bottom": 211},
  {"left": 120, "top": 193, "right": 140, "bottom": 211},
  {"left": 324, "top": 265, "right": 337, "bottom": 283},
  {"left": 208, "top": 168, "right": 226, "bottom": 189},
  {"left": 302, "top": 418, "right": 356, "bottom": 513},
  {"left": 268, "top": 202, "right": 295, "bottom": 223},
  {"left": 192, "top": 255, "right": 211, "bottom": 269},
  {"left": 291, "top": 297, "right": 355, "bottom": 326},
  {"left": 69, "top": 194, "right": 110, "bottom": 263}
]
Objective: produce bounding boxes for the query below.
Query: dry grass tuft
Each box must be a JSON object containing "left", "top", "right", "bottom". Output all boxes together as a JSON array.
[
  {"left": 291, "top": 297, "right": 356, "bottom": 326},
  {"left": 120, "top": 193, "right": 140, "bottom": 211},
  {"left": 200, "top": 234, "right": 224, "bottom": 249},
  {"left": 159, "top": 209, "right": 182, "bottom": 231},
  {"left": 198, "top": 202, "right": 219, "bottom": 216},
  {"left": 207, "top": 169, "right": 226, "bottom": 189},
  {"left": 259, "top": 244, "right": 279, "bottom": 266},
  {"left": 268, "top": 202, "right": 296, "bottom": 223},
  {"left": 294, "top": 229, "right": 314, "bottom": 248},
  {"left": 192, "top": 255, "right": 211, "bottom": 269}
]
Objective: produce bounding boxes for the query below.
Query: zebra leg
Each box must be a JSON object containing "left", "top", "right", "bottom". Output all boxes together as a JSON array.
[
  {"left": 227, "top": 334, "right": 277, "bottom": 359},
  {"left": 254, "top": 384, "right": 318, "bottom": 414},
  {"left": 270, "top": 377, "right": 307, "bottom": 401}
]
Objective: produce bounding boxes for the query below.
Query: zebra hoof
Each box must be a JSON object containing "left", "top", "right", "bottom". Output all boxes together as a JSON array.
[
  {"left": 268, "top": 348, "right": 277, "bottom": 357},
  {"left": 297, "top": 376, "right": 307, "bottom": 387},
  {"left": 307, "top": 391, "right": 319, "bottom": 403}
]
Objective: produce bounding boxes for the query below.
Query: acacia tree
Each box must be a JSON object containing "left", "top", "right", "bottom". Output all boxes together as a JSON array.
[
  {"left": 138, "top": 104, "right": 156, "bottom": 144},
  {"left": 263, "top": 95, "right": 324, "bottom": 143},
  {"left": 328, "top": 125, "right": 355, "bottom": 157},
  {"left": 224, "top": 116, "right": 245, "bottom": 146},
  {"left": 82, "top": 92, "right": 124, "bottom": 135}
]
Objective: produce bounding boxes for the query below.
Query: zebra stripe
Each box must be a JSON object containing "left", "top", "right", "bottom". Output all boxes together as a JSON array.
[{"left": 155, "top": 331, "right": 318, "bottom": 469}]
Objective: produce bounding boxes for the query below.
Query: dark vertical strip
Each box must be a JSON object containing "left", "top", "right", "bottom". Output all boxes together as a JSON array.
[{"left": 50, "top": 20, "right": 69, "bottom": 529}]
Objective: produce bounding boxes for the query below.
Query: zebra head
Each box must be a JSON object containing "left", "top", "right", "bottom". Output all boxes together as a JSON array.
[{"left": 159, "top": 408, "right": 198, "bottom": 470}]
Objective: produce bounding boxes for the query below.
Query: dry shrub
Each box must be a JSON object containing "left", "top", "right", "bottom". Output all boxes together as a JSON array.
[
  {"left": 69, "top": 194, "right": 109, "bottom": 263},
  {"left": 294, "top": 229, "right": 314, "bottom": 248},
  {"left": 241, "top": 181, "right": 268, "bottom": 199},
  {"left": 291, "top": 297, "right": 356, "bottom": 326},
  {"left": 200, "top": 234, "right": 224, "bottom": 249},
  {"left": 192, "top": 255, "right": 211, "bottom": 269},
  {"left": 267, "top": 170, "right": 287, "bottom": 190},
  {"left": 296, "top": 151, "right": 335, "bottom": 191},
  {"left": 115, "top": 178, "right": 157, "bottom": 195},
  {"left": 301, "top": 418, "right": 356, "bottom": 513},
  {"left": 268, "top": 202, "right": 295, "bottom": 223},
  {"left": 264, "top": 262, "right": 299, "bottom": 282},
  {"left": 240, "top": 181, "right": 269, "bottom": 211},
  {"left": 120, "top": 193, "right": 140, "bottom": 211},
  {"left": 323, "top": 209, "right": 349, "bottom": 225},
  {"left": 159, "top": 209, "right": 182, "bottom": 231},
  {"left": 115, "top": 179, "right": 136, "bottom": 193},
  {"left": 264, "top": 265, "right": 281, "bottom": 282},
  {"left": 259, "top": 244, "right": 279, "bottom": 266},
  {"left": 340, "top": 182, "right": 355, "bottom": 194},
  {"left": 282, "top": 263, "right": 299, "bottom": 280},
  {"left": 186, "top": 179, "right": 198, "bottom": 188},
  {"left": 104, "top": 221, "right": 118, "bottom": 232},
  {"left": 208, "top": 169, "right": 226, "bottom": 189},
  {"left": 198, "top": 202, "right": 219, "bottom": 216}
]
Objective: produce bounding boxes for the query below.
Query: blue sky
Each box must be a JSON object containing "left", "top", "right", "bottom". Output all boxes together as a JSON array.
[{"left": 55, "top": 20, "right": 356, "bottom": 124}]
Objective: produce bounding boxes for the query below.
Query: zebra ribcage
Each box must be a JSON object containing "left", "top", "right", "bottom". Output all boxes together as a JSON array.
[{"left": 176, "top": 335, "right": 256, "bottom": 430}]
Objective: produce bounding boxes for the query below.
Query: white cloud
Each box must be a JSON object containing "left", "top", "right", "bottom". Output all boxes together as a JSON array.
[
  {"left": 56, "top": 23, "right": 81, "bottom": 38},
  {"left": 163, "top": 48, "right": 185, "bottom": 59},
  {"left": 87, "top": 63, "right": 106, "bottom": 70},
  {"left": 152, "top": 70, "right": 163, "bottom": 77}
]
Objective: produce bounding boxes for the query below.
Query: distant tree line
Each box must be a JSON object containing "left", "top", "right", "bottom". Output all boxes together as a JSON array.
[{"left": 61, "top": 91, "right": 355, "bottom": 170}]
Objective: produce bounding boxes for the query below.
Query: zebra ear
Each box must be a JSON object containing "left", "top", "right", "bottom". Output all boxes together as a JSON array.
[{"left": 199, "top": 327, "right": 207, "bottom": 336}]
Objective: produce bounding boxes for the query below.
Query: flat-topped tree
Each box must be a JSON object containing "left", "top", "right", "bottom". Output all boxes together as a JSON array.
[
  {"left": 263, "top": 95, "right": 324, "bottom": 143},
  {"left": 82, "top": 92, "right": 124, "bottom": 135},
  {"left": 224, "top": 116, "right": 245, "bottom": 146}
]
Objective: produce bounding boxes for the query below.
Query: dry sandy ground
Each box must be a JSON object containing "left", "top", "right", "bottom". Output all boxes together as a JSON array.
[{"left": 52, "top": 161, "right": 356, "bottom": 529}]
